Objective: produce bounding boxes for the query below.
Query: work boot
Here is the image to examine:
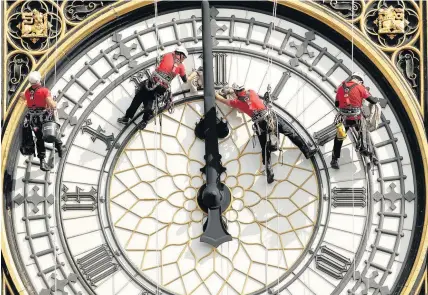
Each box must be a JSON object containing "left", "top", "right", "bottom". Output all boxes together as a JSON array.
[
  {"left": 40, "top": 158, "right": 49, "bottom": 172},
  {"left": 57, "top": 145, "right": 65, "bottom": 158},
  {"left": 138, "top": 121, "right": 147, "bottom": 130},
  {"left": 330, "top": 157, "right": 339, "bottom": 169},
  {"left": 117, "top": 117, "right": 130, "bottom": 125},
  {"left": 266, "top": 165, "right": 274, "bottom": 184}
]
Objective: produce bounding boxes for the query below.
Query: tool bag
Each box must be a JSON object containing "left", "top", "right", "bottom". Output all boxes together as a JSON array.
[{"left": 20, "top": 123, "right": 35, "bottom": 156}]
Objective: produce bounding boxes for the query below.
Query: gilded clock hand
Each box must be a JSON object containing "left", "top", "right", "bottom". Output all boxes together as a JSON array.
[{"left": 196, "top": 0, "right": 231, "bottom": 248}]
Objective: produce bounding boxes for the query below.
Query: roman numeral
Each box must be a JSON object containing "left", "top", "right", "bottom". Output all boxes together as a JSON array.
[
  {"left": 61, "top": 185, "right": 97, "bottom": 211},
  {"left": 81, "top": 119, "right": 119, "bottom": 150},
  {"left": 331, "top": 187, "right": 366, "bottom": 207},
  {"left": 77, "top": 245, "right": 118, "bottom": 286},
  {"left": 199, "top": 53, "right": 228, "bottom": 86},
  {"left": 315, "top": 246, "right": 351, "bottom": 279},
  {"left": 272, "top": 71, "right": 291, "bottom": 100},
  {"left": 313, "top": 123, "right": 336, "bottom": 146}
]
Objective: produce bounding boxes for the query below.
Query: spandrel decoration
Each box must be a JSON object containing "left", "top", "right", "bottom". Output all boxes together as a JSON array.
[
  {"left": 7, "top": 0, "right": 63, "bottom": 53},
  {"left": 64, "top": 1, "right": 105, "bottom": 24},
  {"left": 7, "top": 52, "right": 32, "bottom": 102},
  {"left": 363, "top": 0, "right": 420, "bottom": 49},
  {"left": 395, "top": 48, "right": 420, "bottom": 95},
  {"left": 320, "top": 0, "right": 364, "bottom": 21}
]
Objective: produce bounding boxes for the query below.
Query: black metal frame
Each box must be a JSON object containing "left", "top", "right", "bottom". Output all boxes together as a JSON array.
[{"left": 1, "top": 1, "right": 426, "bottom": 294}]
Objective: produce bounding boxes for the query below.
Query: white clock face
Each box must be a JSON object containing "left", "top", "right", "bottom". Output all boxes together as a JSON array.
[
  {"left": 109, "top": 100, "right": 319, "bottom": 294},
  {"left": 5, "top": 6, "right": 419, "bottom": 295}
]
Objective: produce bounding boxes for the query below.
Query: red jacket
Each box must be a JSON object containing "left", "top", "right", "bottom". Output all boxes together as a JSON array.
[
  {"left": 156, "top": 53, "right": 186, "bottom": 81},
  {"left": 336, "top": 81, "right": 371, "bottom": 108},
  {"left": 228, "top": 89, "right": 265, "bottom": 117},
  {"left": 336, "top": 81, "right": 372, "bottom": 120},
  {"left": 25, "top": 85, "right": 50, "bottom": 109}
]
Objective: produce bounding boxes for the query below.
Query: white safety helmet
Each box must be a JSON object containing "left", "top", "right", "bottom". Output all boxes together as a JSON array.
[
  {"left": 28, "top": 71, "right": 42, "bottom": 85},
  {"left": 351, "top": 72, "right": 364, "bottom": 84},
  {"left": 175, "top": 45, "right": 188, "bottom": 58},
  {"left": 232, "top": 83, "right": 245, "bottom": 92}
]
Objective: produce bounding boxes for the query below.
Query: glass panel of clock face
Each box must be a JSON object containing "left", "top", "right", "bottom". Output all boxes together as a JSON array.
[
  {"left": 109, "top": 100, "right": 319, "bottom": 294},
  {"left": 8, "top": 7, "right": 417, "bottom": 295}
]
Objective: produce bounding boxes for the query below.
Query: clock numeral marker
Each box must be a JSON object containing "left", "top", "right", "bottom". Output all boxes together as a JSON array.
[
  {"left": 278, "top": 29, "right": 292, "bottom": 55},
  {"left": 57, "top": 101, "right": 78, "bottom": 126},
  {"left": 61, "top": 185, "right": 97, "bottom": 211},
  {"left": 315, "top": 246, "right": 351, "bottom": 279},
  {"left": 81, "top": 119, "right": 119, "bottom": 150},
  {"left": 245, "top": 17, "right": 255, "bottom": 45},
  {"left": 31, "top": 247, "right": 57, "bottom": 258},
  {"left": 348, "top": 271, "right": 390, "bottom": 295},
  {"left": 215, "top": 53, "right": 227, "bottom": 86},
  {"left": 85, "top": 61, "right": 106, "bottom": 83},
  {"left": 289, "top": 31, "right": 315, "bottom": 67},
  {"left": 100, "top": 49, "right": 119, "bottom": 73},
  {"left": 309, "top": 47, "right": 328, "bottom": 71},
  {"left": 24, "top": 214, "right": 51, "bottom": 221},
  {"left": 373, "top": 183, "right": 415, "bottom": 210},
  {"left": 199, "top": 53, "right": 228, "bottom": 86},
  {"left": 26, "top": 230, "right": 53, "bottom": 240},
  {"left": 262, "top": 22, "right": 273, "bottom": 49},
  {"left": 57, "top": 89, "right": 83, "bottom": 107},
  {"left": 152, "top": 24, "right": 165, "bottom": 50},
  {"left": 40, "top": 273, "right": 81, "bottom": 295},
  {"left": 272, "top": 71, "right": 291, "bottom": 100},
  {"left": 374, "top": 137, "right": 398, "bottom": 148},
  {"left": 77, "top": 245, "right": 118, "bottom": 286},
  {"left": 331, "top": 187, "right": 366, "bottom": 207},
  {"left": 70, "top": 75, "right": 94, "bottom": 96},
  {"left": 112, "top": 32, "right": 138, "bottom": 68},
  {"left": 14, "top": 186, "right": 54, "bottom": 213},
  {"left": 313, "top": 123, "right": 336, "bottom": 146},
  {"left": 323, "top": 59, "right": 343, "bottom": 81},
  {"left": 191, "top": 15, "right": 199, "bottom": 43}
]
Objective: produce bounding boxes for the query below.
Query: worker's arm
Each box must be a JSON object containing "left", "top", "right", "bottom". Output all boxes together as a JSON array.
[
  {"left": 335, "top": 93, "right": 340, "bottom": 107},
  {"left": 19, "top": 92, "right": 26, "bottom": 101},
  {"left": 215, "top": 92, "right": 232, "bottom": 106},
  {"left": 46, "top": 95, "right": 57, "bottom": 109},
  {"left": 366, "top": 96, "right": 378, "bottom": 104}
]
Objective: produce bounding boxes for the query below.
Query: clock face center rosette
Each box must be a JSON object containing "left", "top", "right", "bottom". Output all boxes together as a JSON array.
[
  {"left": 107, "top": 99, "right": 321, "bottom": 295},
  {"left": 196, "top": 183, "right": 232, "bottom": 214}
]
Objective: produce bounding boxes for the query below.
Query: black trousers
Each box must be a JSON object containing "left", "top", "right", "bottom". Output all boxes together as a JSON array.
[
  {"left": 256, "top": 116, "right": 307, "bottom": 166},
  {"left": 23, "top": 111, "right": 62, "bottom": 159},
  {"left": 332, "top": 119, "right": 360, "bottom": 159},
  {"left": 125, "top": 80, "right": 167, "bottom": 122}
]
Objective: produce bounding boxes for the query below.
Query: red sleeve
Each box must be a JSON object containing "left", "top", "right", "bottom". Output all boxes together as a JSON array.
[
  {"left": 228, "top": 99, "right": 240, "bottom": 108},
  {"left": 358, "top": 84, "right": 371, "bottom": 99},
  {"left": 41, "top": 88, "right": 51, "bottom": 97},
  {"left": 179, "top": 64, "right": 186, "bottom": 77}
]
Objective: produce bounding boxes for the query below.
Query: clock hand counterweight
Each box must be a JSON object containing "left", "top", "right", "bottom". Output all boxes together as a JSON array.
[{"left": 197, "top": 0, "right": 232, "bottom": 248}]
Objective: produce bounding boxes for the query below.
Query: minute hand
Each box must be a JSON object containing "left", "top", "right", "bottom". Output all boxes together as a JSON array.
[{"left": 199, "top": 0, "right": 231, "bottom": 248}]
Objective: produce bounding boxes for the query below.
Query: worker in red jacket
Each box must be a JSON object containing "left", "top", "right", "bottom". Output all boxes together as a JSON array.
[
  {"left": 215, "top": 84, "right": 317, "bottom": 184},
  {"left": 331, "top": 72, "right": 377, "bottom": 169},
  {"left": 118, "top": 46, "right": 197, "bottom": 129},
  {"left": 19, "top": 71, "right": 64, "bottom": 171}
]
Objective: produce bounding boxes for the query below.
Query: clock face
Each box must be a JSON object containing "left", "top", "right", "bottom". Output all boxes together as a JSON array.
[
  {"left": 108, "top": 100, "right": 320, "bottom": 294},
  {"left": 4, "top": 5, "right": 421, "bottom": 295}
]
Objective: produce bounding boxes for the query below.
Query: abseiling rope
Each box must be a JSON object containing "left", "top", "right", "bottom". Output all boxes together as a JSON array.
[
  {"left": 153, "top": 1, "right": 161, "bottom": 294},
  {"left": 263, "top": 0, "right": 278, "bottom": 292},
  {"left": 50, "top": 1, "right": 59, "bottom": 293}
]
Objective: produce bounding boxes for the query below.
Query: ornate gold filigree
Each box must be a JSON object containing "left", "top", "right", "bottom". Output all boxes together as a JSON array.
[
  {"left": 362, "top": 0, "right": 420, "bottom": 49},
  {"left": 18, "top": 9, "right": 50, "bottom": 44},
  {"left": 7, "top": 0, "right": 64, "bottom": 54},
  {"left": 374, "top": 6, "right": 407, "bottom": 39}
]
